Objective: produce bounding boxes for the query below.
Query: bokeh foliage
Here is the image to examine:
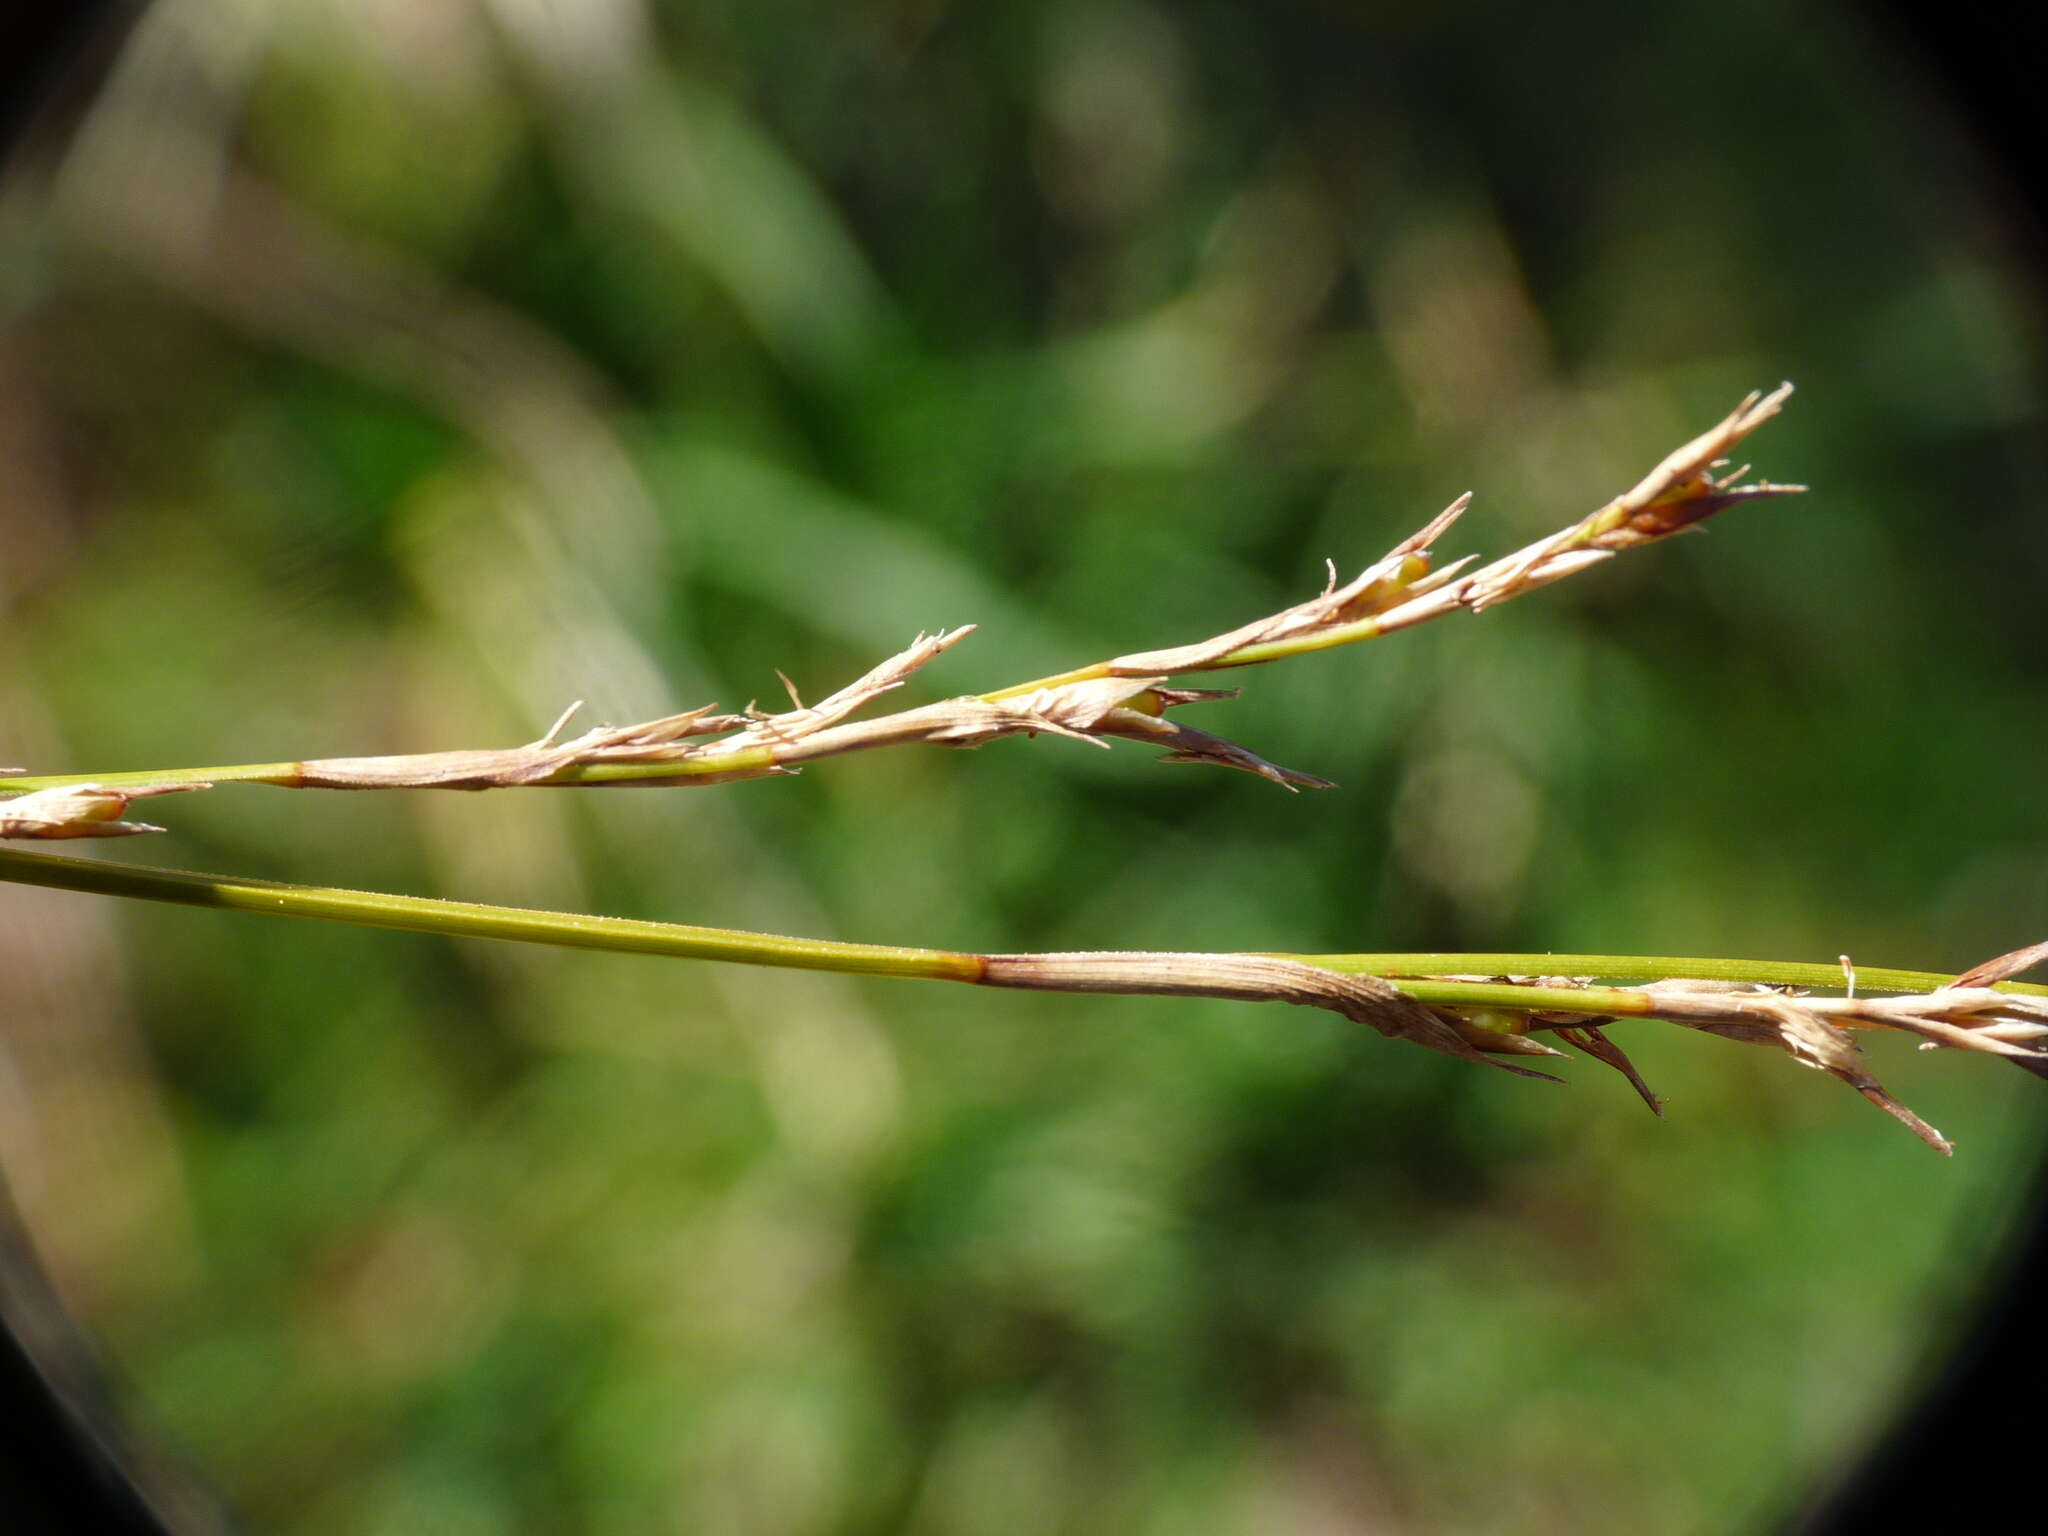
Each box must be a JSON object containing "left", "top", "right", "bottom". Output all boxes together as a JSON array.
[{"left": 2, "top": 1, "right": 2045, "bottom": 1532}]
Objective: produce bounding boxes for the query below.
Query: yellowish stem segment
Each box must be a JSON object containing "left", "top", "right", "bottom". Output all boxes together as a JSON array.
[
  {"left": 1294, "top": 952, "right": 2048, "bottom": 998},
  {"left": 6, "top": 850, "right": 2039, "bottom": 1012},
  {"left": 0, "top": 848, "right": 981, "bottom": 981}
]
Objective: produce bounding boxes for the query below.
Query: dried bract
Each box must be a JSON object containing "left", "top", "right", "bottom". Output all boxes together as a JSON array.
[{"left": 0, "top": 783, "right": 207, "bottom": 839}]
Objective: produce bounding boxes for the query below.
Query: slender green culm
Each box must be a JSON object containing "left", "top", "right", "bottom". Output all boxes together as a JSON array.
[
  {"left": 0, "top": 847, "right": 982, "bottom": 982},
  {"left": 1296, "top": 953, "right": 2048, "bottom": 997},
  {"left": 1, "top": 763, "right": 301, "bottom": 793},
  {"left": 8, "top": 849, "right": 2039, "bottom": 1011}
]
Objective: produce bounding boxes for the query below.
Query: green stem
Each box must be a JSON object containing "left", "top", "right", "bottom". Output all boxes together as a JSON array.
[
  {"left": 2, "top": 763, "right": 302, "bottom": 793},
  {"left": 1293, "top": 952, "right": 2020, "bottom": 996},
  {"left": 976, "top": 617, "right": 1394, "bottom": 703},
  {"left": 0, "top": 847, "right": 980, "bottom": 981},
  {"left": 7, "top": 848, "right": 2040, "bottom": 1009},
  {"left": 979, "top": 662, "right": 1113, "bottom": 701}
]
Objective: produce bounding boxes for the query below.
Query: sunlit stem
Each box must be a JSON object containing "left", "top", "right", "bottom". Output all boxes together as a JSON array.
[
  {"left": 0, "top": 848, "right": 979, "bottom": 981},
  {"left": 6, "top": 850, "right": 2039, "bottom": 1011},
  {"left": 1, "top": 763, "right": 300, "bottom": 793},
  {"left": 1295, "top": 952, "right": 2041, "bottom": 997}
]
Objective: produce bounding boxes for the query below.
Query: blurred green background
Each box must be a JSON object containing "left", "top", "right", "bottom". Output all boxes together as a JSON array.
[{"left": 3, "top": 1, "right": 2046, "bottom": 1532}]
